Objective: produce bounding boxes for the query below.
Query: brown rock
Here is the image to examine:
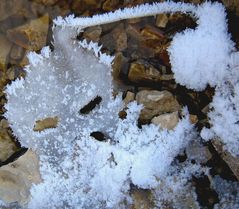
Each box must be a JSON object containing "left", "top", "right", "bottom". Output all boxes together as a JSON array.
[
  {"left": 7, "top": 14, "right": 49, "bottom": 51},
  {"left": 136, "top": 90, "right": 181, "bottom": 122},
  {"left": 151, "top": 111, "right": 179, "bottom": 130},
  {"left": 124, "top": 91, "right": 135, "bottom": 105},
  {"left": 156, "top": 13, "right": 169, "bottom": 28},
  {"left": 189, "top": 114, "right": 198, "bottom": 124},
  {"left": 0, "top": 34, "right": 12, "bottom": 70},
  {"left": 141, "top": 25, "right": 165, "bottom": 41},
  {"left": 33, "top": 0, "right": 58, "bottom": 5},
  {"left": 83, "top": 26, "right": 102, "bottom": 42},
  {"left": 212, "top": 139, "right": 239, "bottom": 180},
  {"left": 103, "top": 0, "right": 120, "bottom": 11},
  {"left": 221, "top": 0, "right": 239, "bottom": 16},
  {"left": 0, "top": 150, "right": 41, "bottom": 205},
  {"left": 128, "top": 62, "right": 161, "bottom": 83},
  {"left": 112, "top": 52, "right": 129, "bottom": 80},
  {"left": 33, "top": 116, "right": 58, "bottom": 132},
  {"left": 9, "top": 44, "right": 25, "bottom": 64},
  {"left": 0, "top": 128, "right": 17, "bottom": 162},
  {"left": 0, "top": 0, "right": 29, "bottom": 22},
  {"left": 131, "top": 188, "right": 153, "bottom": 209},
  {"left": 113, "top": 27, "right": 127, "bottom": 52}
]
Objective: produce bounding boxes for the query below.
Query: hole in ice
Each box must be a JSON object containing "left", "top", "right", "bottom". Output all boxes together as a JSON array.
[
  {"left": 79, "top": 96, "right": 102, "bottom": 114},
  {"left": 33, "top": 116, "right": 58, "bottom": 132},
  {"left": 90, "top": 131, "right": 106, "bottom": 141}
]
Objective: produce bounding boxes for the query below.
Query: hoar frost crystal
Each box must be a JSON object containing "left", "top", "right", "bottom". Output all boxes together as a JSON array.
[{"left": 2, "top": 1, "right": 239, "bottom": 208}]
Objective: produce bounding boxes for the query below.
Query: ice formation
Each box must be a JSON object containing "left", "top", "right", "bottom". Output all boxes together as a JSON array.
[
  {"left": 2, "top": 1, "right": 239, "bottom": 208},
  {"left": 201, "top": 52, "right": 239, "bottom": 156}
]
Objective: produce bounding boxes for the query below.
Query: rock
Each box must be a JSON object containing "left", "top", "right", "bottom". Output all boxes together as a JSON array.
[
  {"left": 131, "top": 188, "right": 153, "bottom": 209},
  {"left": 6, "top": 66, "right": 26, "bottom": 81},
  {"left": 112, "top": 52, "right": 129, "bottom": 80},
  {"left": 128, "top": 62, "right": 161, "bottom": 83},
  {"left": 0, "top": 150, "right": 41, "bottom": 205},
  {"left": 103, "top": 0, "right": 120, "bottom": 11},
  {"left": 151, "top": 111, "right": 179, "bottom": 130},
  {"left": 0, "top": 128, "right": 17, "bottom": 162},
  {"left": 189, "top": 114, "right": 198, "bottom": 124},
  {"left": 221, "top": 0, "right": 239, "bottom": 16},
  {"left": 7, "top": 14, "right": 49, "bottom": 51},
  {"left": 9, "top": 44, "right": 25, "bottom": 64},
  {"left": 124, "top": 91, "right": 135, "bottom": 105},
  {"left": 156, "top": 13, "right": 169, "bottom": 28},
  {"left": 136, "top": 90, "right": 181, "bottom": 122},
  {"left": 83, "top": 26, "right": 102, "bottom": 42},
  {"left": 113, "top": 26, "right": 127, "bottom": 52},
  {"left": 33, "top": 116, "right": 58, "bottom": 132},
  {"left": 0, "top": 34, "right": 12, "bottom": 70},
  {"left": 212, "top": 139, "right": 239, "bottom": 180},
  {"left": 186, "top": 140, "right": 212, "bottom": 164},
  {"left": 32, "top": 0, "right": 58, "bottom": 5},
  {"left": 0, "top": 0, "right": 29, "bottom": 22}
]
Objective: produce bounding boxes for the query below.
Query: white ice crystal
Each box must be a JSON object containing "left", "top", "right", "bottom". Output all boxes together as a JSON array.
[
  {"left": 201, "top": 52, "right": 239, "bottom": 156},
  {"left": 2, "top": 1, "right": 238, "bottom": 208}
]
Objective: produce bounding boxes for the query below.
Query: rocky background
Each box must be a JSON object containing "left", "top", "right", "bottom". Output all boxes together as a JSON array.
[{"left": 0, "top": 0, "right": 238, "bottom": 208}]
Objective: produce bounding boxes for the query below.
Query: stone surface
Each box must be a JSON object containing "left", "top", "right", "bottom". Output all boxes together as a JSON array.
[
  {"left": 124, "top": 91, "right": 135, "bottom": 105},
  {"left": 151, "top": 111, "right": 179, "bottom": 130},
  {"left": 0, "top": 128, "right": 17, "bottom": 162},
  {"left": 156, "top": 13, "right": 169, "bottom": 28},
  {"left": 33, "top": 0, "right": 58, "bottom": 5},
  {"left": 103, "top": 0, "right": 120, "bottom": 11},
  {"left": 131, "top": 188, "right": 153, "bottom": 209},
  {"left": 33, "top": 116, "right": 58, "bottom": 132},
  {"left": 83, "top": 26, "right": 102, "bottom": 42},
  {"left": 0, "top": 150, "right": 41, "bottom": 205},
  {"left": 112, "top": 52, "right": 129, "bottom": 80},
  {"left": 136, "top": 90, "right": 181, "bottom": 122},
  {"left": 186, "top": 140, "right": 212, "bottom": 164},
  {"left": 9, "top": 44, "right": 25, "bottom": 63},
  {"left": 0, "top": 34, "right": 12, "bottom": 70},
  {"left": 7, "top": 14, "right": 49, "bottom": 51},
  {"left": 212, "top": 139, "right": 239, "bottom": 180},
  {"left": 128, "top": 62, "right": 161, "bottom": 83},
  {"left": 0, "top": 0, "right": 29, "bottom": 22},
  {"left": 221, "top": 0, "right": 239, "bottom": 16}
]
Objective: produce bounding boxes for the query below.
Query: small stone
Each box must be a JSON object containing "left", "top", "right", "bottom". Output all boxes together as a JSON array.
[
  {"left": 0, "top": 34, "right": 12, "bottom": 70},
  {"left": 113, "top": 27, "right": 127, "bottom": 52},
  {"left": 131, "top": 188, "right": 153, "bottom": 209},
  {"left": 136, "top": 90, "right": 181, "bottom": 122},
  {"left": 156, "top": 13, "right": 169, "bottom": 28},
  {"left": 160, "top": 74, "right": 174, "bottom": 81},
  {"left": 0, "top": 150, "right": 41, "bottom": 205},
  {"left": 112, "top": 52, "right": 129, "bottom": 80},
  {"left": 124, "top": 91, "right": 135, "bottom": 105},
  {"left": 0, "top": 128, "right": 17, "bottom": 162},
  {"left": 33, "top": 116, "right": 58, "bottom": 132},
  {"left": 33, "top": 0, "right": 58, "bottom": 5},
  {"left": 83, "top": 26, "right": 102, "bottom": 42},
  {"left": 190, "top": 114, "right": 198, "bottom": 124},
  {"left": 141, "top": 25, "right": 165, "bottom": 41},
  {"left": 186, "top": 140, "right": 212, "bottom": 164},
  {"left": 7, "top": 14, "right": 49, "bottom": 51},
  {"left": 212, "top": 139, "right": 239, "bottom": 180},
  {"left": 128, "top": 62, "right": 161, "bottom": 83},
  {"left": 10, "top": 44, "right": 25, "bottom": 61},
  {"left": 103, "top": 0, "right": 120, "bottom": 11},
  {"left": 151, "top": 111, "right": 179, "bottom": 130},
  {"left": 0, "top": 0, "right": 28, "bottom": 22}
]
